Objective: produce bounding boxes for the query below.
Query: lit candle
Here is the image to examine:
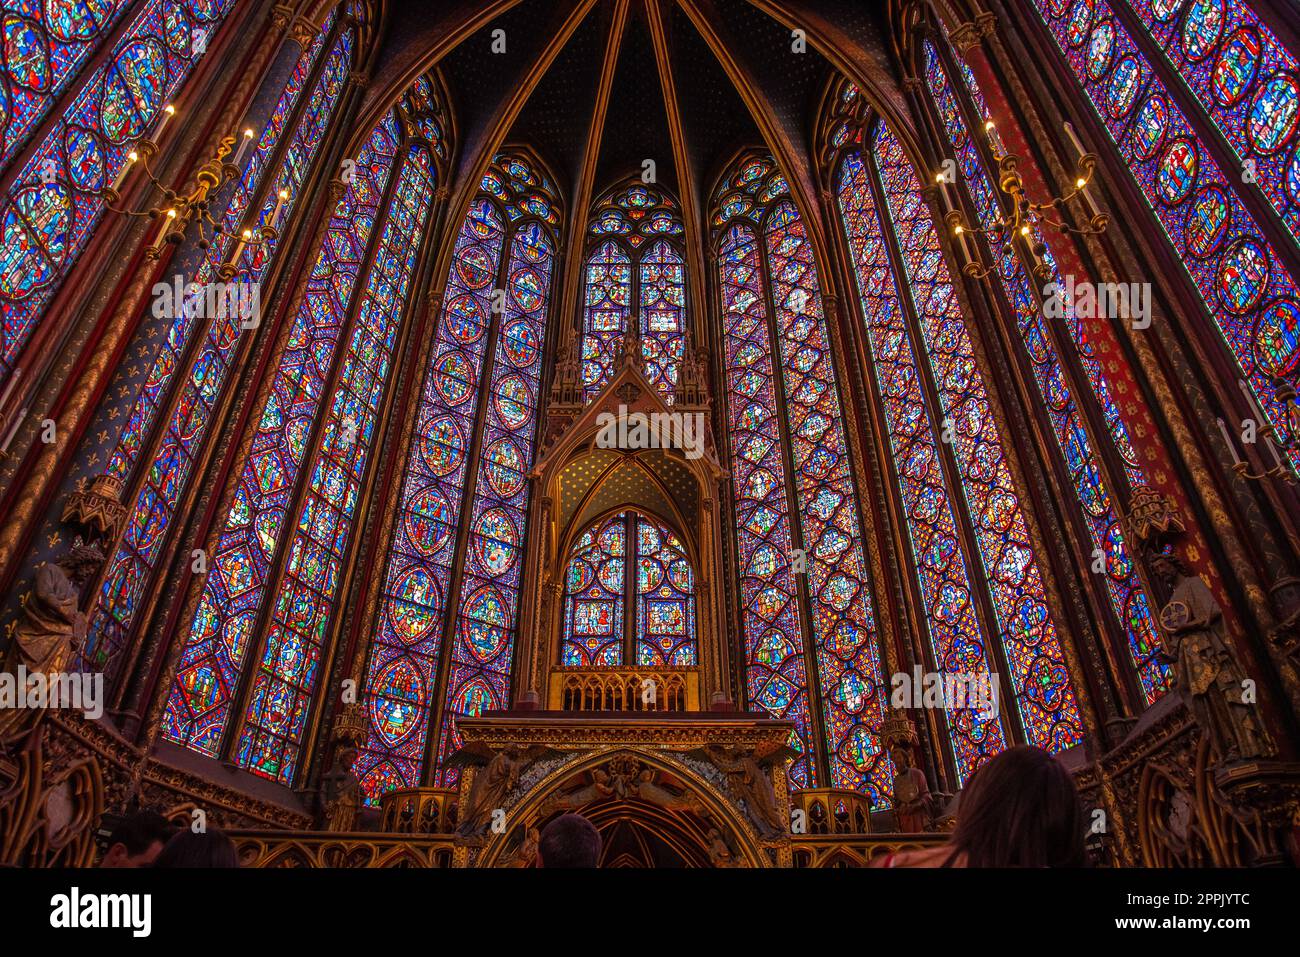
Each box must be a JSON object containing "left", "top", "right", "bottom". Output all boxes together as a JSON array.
[
  {"left": 982, "top": 118, "right": 1004, "bottom": 158},
  {"left": 228, "top": 228, "right": 252, "bottom": 269},
  {"left": 951, "top": 217, "right": 974, "bottom": 266},
  {"left": 1217, "top": 418, "right": 1243, "bottom": 467},
  {"left": 152, "top": 103, "right": 176, "bottom": 140},
  {"left": 111, "top": 150, "right": 138, "bottom": 193},
  {"left": 267, "top": 188, "right": 288, "bottom": 230},
  {"left": 153, "top": 208, "right": 177, "bottom": 247},
  {"left": 1063, "top": 121, "right": 1087, "bottom": 159},
  {"left": 1019, "top": 223, "right": 1042, "bottom": 274},
  {"left": 234, "top": 127, "right": 255, "bottom": 166},
  {"left": 935, "top": 175, "right": 954, "bottom": 214}
]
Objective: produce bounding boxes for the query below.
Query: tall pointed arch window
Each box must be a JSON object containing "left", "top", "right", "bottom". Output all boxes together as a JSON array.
[
  {"left": 911, "top": 45, "right": 1167, "bottom": 702},
  {"left": 356, "top": 153, "right": 559, "bottom": 801},
  {"left": 162, "top": 77, "right": 444, "bottom": 785},
  {"left": 559, "top": 510, "right": 698, "bottom": 669},
  {"left": 828, "top": 103, "right": 1085, "bottom": 781},
  {"left": 1030, "top": 0, "right": 1300, "bottom": 470},
  {"left": 88, "top": 7, "right": 358, "bottom": 682},
  {"left": 581, "top": 183, "right": 686, "bottom": 400},
  {"left": 0, "top": 0, "right": 239, "bottom": 386},
  {"left": 714, "top": 156, "right": 890, "bottom": 799}
]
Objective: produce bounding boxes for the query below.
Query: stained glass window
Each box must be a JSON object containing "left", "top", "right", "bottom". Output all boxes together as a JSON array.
[
  {"left": 559, "top": 510, "right": 698, "bottom": 669},
  {"left": 718, "top": 220, "right": 816, "bottom": 788},
  {"left": 835, "top": 149, "right": 1010, "bottom": 779},
  {"left": 918, "top": 45, "right": 1167, "bottom": 702},
  {"left": 831, "top": 110, "right": 1085, "bottom": 769},
  {"left": 714, "top": 157, "right": 890, "bottom": 798},
  {"left": 236, "top": 146, "right": 436, "bottom": 785},
  {"left": 0, "top": 0, "right": 237, "bottom": 387},
  {"left": 580, "top": 240, "right": 630, "bottom": 397},
  {"left": 561, "top": 513, "right": 628, "bottom": 667},
  {"left": 432, "top": 218, "right": 554, "bottom": 781},
  {"left": 1124, "top": 0, "right": 1300, "bottom": 243},
  {"left": 581, "top": 183, "right": 686, "bottom": 401},
  {"left": 87, "top": 14, "right": 352, "bottom": 682},
  {"left": 1031, "top": 0, "right": 1300, "bottom": 471},
  {"left": 163, "top": 83, "right": 443, "bottom": 771},
  {"left": 636, "top": 516, "right": 697, "bottom": 667},
  {"left": 357, "top": 153, "right": 557, "bottom": 801},
  {"left": 0, "top": 0, "right": 134, "bottom": 166}
]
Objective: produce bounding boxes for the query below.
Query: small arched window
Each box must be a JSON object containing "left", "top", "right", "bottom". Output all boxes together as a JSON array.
[{"left": 560, "top": 510, "right": 698, "bottom": 669}]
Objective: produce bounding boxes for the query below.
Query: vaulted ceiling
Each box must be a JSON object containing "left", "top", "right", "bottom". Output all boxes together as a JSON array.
[{"left": 355, "top": 0, "right": 908, "bottom": 222}]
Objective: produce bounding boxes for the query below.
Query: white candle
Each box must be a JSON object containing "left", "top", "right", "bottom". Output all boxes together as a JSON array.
[
  {"left": 0, "top": 367, "right": 22, "bottom": 412},
  {"left": 1238, "top": 378, "right": 1270, "bottom": 427},
  {"left": 1019, "top": 224, "right": 1044, "bottom": 274},
  {"left": 1264, "top": 435, "right": 1287, "bottom": 471},
  {"left": 952, "top": 219, "right": 974, "bottom": 266},
  {"left": 153, "top": 208, "right": 177, "bottom": 247},
  {"left": 234, "top": 127, "right": 255, "bottom": 166},
  {"left": 935, "top": 175, "right": 954, "bottom": 214},
  {"left": 0, "top": 406, "right": 28, "bottom": 454},
  {"left": 152, "top": 103, "right": 176, "bottom": 140},
  {"left": 1063, "top": 121, "right": 1087, "bottom": 159},
  {"left": 228, "top": 228, "right": 251, "bottom": 269},
  {"left": 1217, "top": 418, "right": 1243, "bottom": 467},
  {"left": 111, "top": 150, "right": 138, "bottom": 192},
  {"left": 267, "top": 188, "right": 288, "bottom": 230}
]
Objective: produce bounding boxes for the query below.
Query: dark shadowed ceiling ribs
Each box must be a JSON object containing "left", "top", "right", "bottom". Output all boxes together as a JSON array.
[{"left": 356, "top": 0, "right": 917, "bottom": 307}]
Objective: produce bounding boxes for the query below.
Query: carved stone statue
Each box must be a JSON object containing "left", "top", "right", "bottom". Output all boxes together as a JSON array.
[
  {"left": 706, "top": 827, "right": 738, "bottom": 868},
  {"left": 634, "top": 768, "right": 703, "bottom": 813},
  {"left": 503, "top": 827, "right": 539, "bottom": 868},
  {"left": 889, "top": 744, "right": 933, "bottom": 832},
  {"left": 1153, "top": 553, "right": 1272, "bottom": 762},
  {"left": 615, "top": 318, "right": 644, "bottom": 367},
  {"left": 8, "top": 544, "right": 103, "bottom": 677},
  {"left": 321, "top": 745, "right": 361, "bottom": 832},
  {"left": 452, "top": 744, "right": 555, "bottom": 837},
  {"left": 538, "top": 767, "right": 615, "bottom": 817},
  {"left": 697, "top": 744, "right": 786, "bottom": 837}
]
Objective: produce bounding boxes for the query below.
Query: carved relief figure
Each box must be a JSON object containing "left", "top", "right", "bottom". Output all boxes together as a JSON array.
[
  {"left": 453, "top": 744, "right": 555, "bottom": 836},
  {"left": 696, "top": 744, "right": 786, "bottom": 837},
  {"left": 8, "top": 544, "right": 103, "bottom": 677},
  {"left": 889, "top": 744, "right": 933, "bottom": 832},
  {"left": 1153, "top": 554, "right": 1272, "bottom": 762},
  {"left": 321, "top": 745, "right": 362, "bottom": 832}
]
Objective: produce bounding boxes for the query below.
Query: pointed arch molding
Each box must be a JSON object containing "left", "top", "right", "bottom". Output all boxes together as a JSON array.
[
  {"left": 524, "top": 358, "right": 725, "bottom": 687},
  {"left": 470, "top": 746, "right": 770, "bottom": 868}
]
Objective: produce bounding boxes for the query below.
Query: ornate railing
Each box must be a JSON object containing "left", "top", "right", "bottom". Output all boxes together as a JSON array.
[
  {"left": 229, "top": 830, "right": 460, "bottom": 868},
  {"left": 377, "top": 786, "right": 458, "bottom": 833},
  {"left": 791, "top": 788, "right": 875, "bottom": 834},
  {"left": 791, "top": 834, "right": 948, "bottom": 868},
  {"left": 548, "top": 667, "right": 699, "bottom": 712}
]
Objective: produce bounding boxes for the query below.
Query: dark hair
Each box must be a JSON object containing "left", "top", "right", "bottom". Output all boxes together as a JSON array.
[
  {"left": 152, "top": 828, "right": 239, "bottom": 868},
  {"left": 538, "top": 813, "right": 602, "bottom": 868},
  {"left": 106, "top": 811, "right": 176, "bottom": 857},
  {"left": 948, "top": 746, "right": 1087, "bottom": 867}
]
